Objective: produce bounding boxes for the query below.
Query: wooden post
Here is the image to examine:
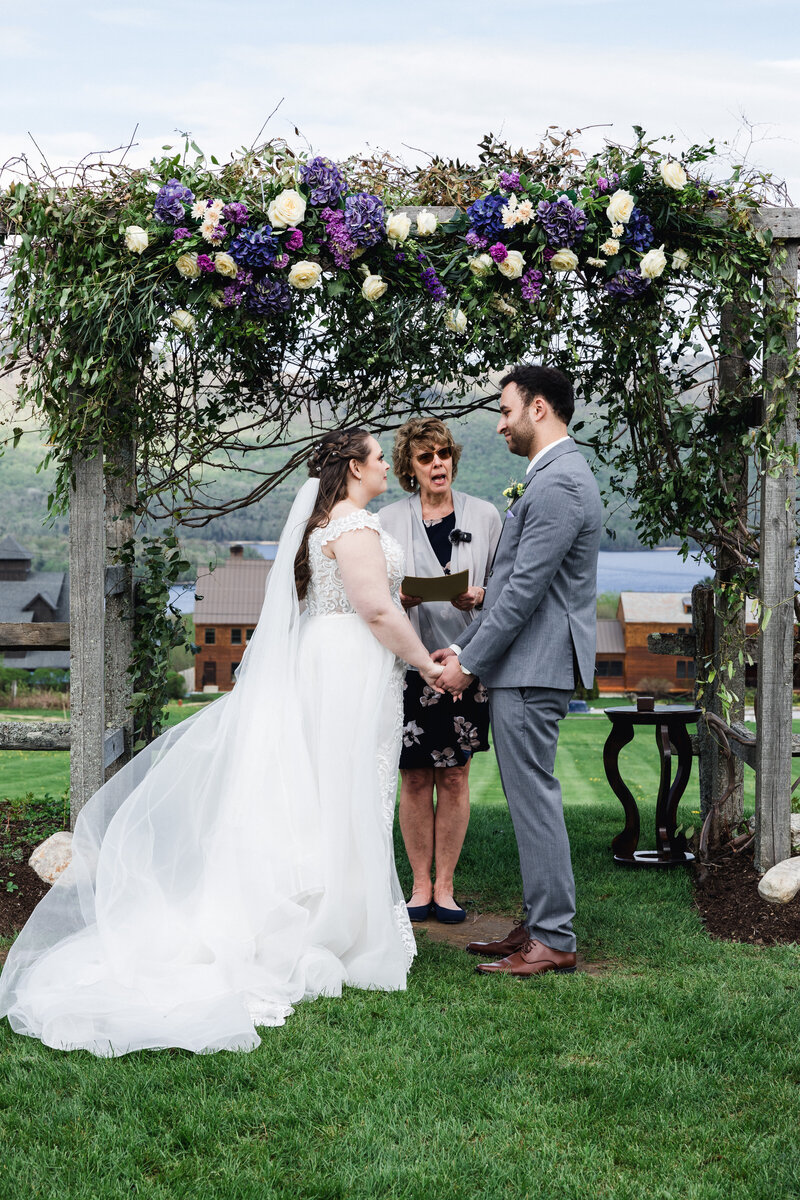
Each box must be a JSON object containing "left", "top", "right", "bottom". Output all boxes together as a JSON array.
[
  {"left": 104, "top": 434, "right": 136, "bottom": 779},
  {"left": 756, "top": 239, "right": 799, "bottom": 872},
  {"left": 69, "top": 449, "right": 106, "bottom": 826}
]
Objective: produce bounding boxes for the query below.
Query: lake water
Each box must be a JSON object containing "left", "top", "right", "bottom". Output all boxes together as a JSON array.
[{"left": 170, "top": 547, "right": 712, "bottom": 614}]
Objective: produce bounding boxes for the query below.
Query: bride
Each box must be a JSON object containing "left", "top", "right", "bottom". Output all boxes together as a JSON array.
[{"left": 0, "top": 428, "right": 444, "bottom": 1056}]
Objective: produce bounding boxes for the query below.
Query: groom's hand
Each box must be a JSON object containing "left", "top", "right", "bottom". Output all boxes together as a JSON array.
[{"left": 438, "top": 657, "right": 475, "bottom": 696}]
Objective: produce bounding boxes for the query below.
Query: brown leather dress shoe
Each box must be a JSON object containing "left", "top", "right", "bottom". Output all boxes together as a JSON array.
[
  {"left": 465, "top": 920, "right": 529, "bottom": 957},
  {"left": 476, "top": 938, "right": 577, "bottom": 976}
]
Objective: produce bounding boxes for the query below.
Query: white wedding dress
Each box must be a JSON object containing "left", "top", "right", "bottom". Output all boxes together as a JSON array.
[{"left": 0, "top": 483, "right": 415, "bottom": 1056}]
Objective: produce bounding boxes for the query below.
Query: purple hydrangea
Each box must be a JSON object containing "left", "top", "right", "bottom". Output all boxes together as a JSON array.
[
  {"left": 172, "top": 227, "right": 192, "bottom": 242},
  {"left": 465, "top": 230, "right": 489, "bottom": 249},
  {"left": 489, "top": 242, "right": 508, "bottom": 263},
  {"left": 499, "top": 170, "right": 521, "bottom": 191},
  {"left": 320, "top": 207, "right": 358, "bottom": 267},
  {"left": 593, "top": 173, "right": 620, "bottom": 196},
  {"left": 604, "top": 269, "right": 651, "bottom": 300},
  {"left": 246, "top": 277, "right": 291, "bottom": 316},
  {"left": 154, "top": 178, "right": 195, "bottom": 224},
  {"left": 622, "top": 207, "right": 654, "bottom": 253},
  {"left": 344, "top": 193, "right": 386, "bottom": 248},
  {"left": 286, "top": 228, "right": 304, "bottom": 251},
  {"left": 221, "top": 202, "right": 249, "bottom": 225},
  {"left": 535, "top": 197, "right": 588, "bottom": 248},
  {"left": 197, "top": 254, "right": 215, "bottom": 273},
  {"left": 466, "top": 194, "right": 507, "bottom": 241},
  {"left": 222, "top": 268, "right": 253, "bottom": 308},
  {"left": 543, "top": 247, "right": 555, "bottom": 262},
  {"left": 421, "top": 265, "right": 447, "bottom": 302},
  {"left": 228, "top": 225, "right": 278, "bottom": 272},
  {"left": 300, "top": 156, "right": 348, "bottom": 206},
  {"left": 520, "top": 268, "right": 544, "bottom": 302}
]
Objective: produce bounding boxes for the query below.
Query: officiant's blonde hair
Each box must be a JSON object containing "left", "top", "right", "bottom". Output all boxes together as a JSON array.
[{"left": 392, "top": 418, "right": 462, "bottom": 494}]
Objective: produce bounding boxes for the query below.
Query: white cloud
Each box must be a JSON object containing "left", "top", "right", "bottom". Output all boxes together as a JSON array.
[
  {"left": 87, "top": 8, "right": 162, "bottom": 27},
  {"left": 0, "top": 26, "right": 36, "bottom": 57}
]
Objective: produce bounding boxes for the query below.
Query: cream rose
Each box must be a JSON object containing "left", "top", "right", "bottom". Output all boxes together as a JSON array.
[
  {"left": 124, "top": 225, "right": 148, "bottom": 254},
  {"left": 660, "top": 160, "right": 687, "bottom": 190},
  {"left": 444, "top": 307, "right": 468, "bottom": 333},
  {"left": 175, "top": 253, "right": 201, "bottom": 280},
  {"left": 600, "top": 238, "right": 620, "bottom": 257},
  {"left": 287, "top": 260, "right": 322, "bottom": 289},
  {"left": 550, "top": 249, "right": 579, "bottom": 272},
  {"left": 416, "top": 210, "right": 438, "bottom": 237},
  {"left": 170, "top": 309, "right": 195, "bottom": 333},
  {"left": 362, "top": 274, "right": 388, "bottom": 302},
  {"left": 386, "top": 212, "right": 412, "bottom": 243},
  {"left": 586, "top": 257, "right": 606, "bottom": 268},
  {"left": 268, "top": 188, "right": 307, "bottom": 228},
  {"left": 640, "top": 244, "right": 667, "bottom": 279},
  {"left": 468, "top": 254, "right": 494, "bottom": 277},
  {"left": 672, "top": 248, "right": 690, "bottom": 272},
  {"left": 497, "top": 250, "right": 525, "bottom": 279},
  {"left": 606, "top": 189, "right": 635, "bottom": 225},
  {"left": 208, "top": 292, "right": 227, "bottom": 309},
  {"left": 213, "top": 252, "right": 238, "bottom": 279},
  {"left": 491, "top": 295, "right": 517, "bottom": 317}
]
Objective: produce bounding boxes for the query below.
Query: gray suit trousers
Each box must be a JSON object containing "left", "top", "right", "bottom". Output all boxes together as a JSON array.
[{"left": 489, "top": 686, "right": 576, "bottom": 953}]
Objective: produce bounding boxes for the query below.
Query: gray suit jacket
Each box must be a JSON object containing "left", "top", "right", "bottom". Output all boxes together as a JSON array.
[{"left": 458, "top": 439, "right": 602, "bottom": 689}]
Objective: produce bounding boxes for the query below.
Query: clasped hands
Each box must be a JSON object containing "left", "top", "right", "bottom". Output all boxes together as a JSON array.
[{"left": 427, "top": 646, "right": 475, "bottom": 697}]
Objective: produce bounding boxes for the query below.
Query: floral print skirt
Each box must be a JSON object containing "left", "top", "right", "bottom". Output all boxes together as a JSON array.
[{"left": 399, "top": 669, "right": 491, "bottom": 770}]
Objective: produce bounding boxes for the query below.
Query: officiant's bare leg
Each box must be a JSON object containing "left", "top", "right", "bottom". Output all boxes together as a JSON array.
[
  {"left": 432, "top": 762, "right": 471, "bottom": 909},
  {"left": 399, "top": 768, "right": 436, "bottom": 906}
]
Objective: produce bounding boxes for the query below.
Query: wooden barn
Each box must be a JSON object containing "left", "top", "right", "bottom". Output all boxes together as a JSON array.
[{"left": 193, "top": 547, "right": 272, "bottom": 692}]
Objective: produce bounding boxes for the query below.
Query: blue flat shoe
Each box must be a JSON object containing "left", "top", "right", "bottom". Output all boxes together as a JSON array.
[
  {"left": 406, "top": 901, "right": 433, "bottom": 922},
  {"left": 433, "top": 901, "right": 466, "bottom": 924}
]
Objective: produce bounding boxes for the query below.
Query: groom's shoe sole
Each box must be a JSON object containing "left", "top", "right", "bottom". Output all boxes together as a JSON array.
[{"left": 475, "top": 940, "right": 577, "bottom": 976}]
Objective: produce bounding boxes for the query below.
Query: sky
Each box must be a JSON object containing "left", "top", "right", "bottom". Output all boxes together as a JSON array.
[{"left": 1, "top": 0, "right": 799, "bottom": 195}]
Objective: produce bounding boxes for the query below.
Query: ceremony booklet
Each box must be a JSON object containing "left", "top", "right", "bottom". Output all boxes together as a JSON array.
[{"left": 401, "top": 569, "right": 469, "bottom": 603}]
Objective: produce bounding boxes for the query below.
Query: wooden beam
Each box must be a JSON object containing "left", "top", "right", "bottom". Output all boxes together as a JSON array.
[
  {"left": 0, "top": 622, "right": 70, "bottom": 650},
  {"left": 756, "top": 239, "right": 799, "bottom": 871},
  {"left": 104, "top": 430, "right": 136, "bottom": 781},
  {"left": 69, "top": 446, "right": 106, "bottom": 826},
  {"left": 396, "top": 205, "right": 459, "bottom": 224},
  {"left": 0, "top": 720, "right": 70, "bottom": 751}
]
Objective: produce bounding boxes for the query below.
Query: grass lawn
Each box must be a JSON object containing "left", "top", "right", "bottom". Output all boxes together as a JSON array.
[{"left": 0, "top": 708, "right": 799, "bottom": 1198}]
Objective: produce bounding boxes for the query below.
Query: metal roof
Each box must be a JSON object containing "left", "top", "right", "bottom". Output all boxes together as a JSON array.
[
  {"left": 0, "top": 573, "right": 67, "bottom": 623},
  {"left": 193, "top": 560, "right": 273, "bottom": 624},
  {"left": 619, "top": 591, "right": 758, "bottom": 624},
  {"left": 596, "top": 619, "right": 625, "bottom": 653},
  {"left": 0, "top": 534, "right": 32, "bottom": 561}
]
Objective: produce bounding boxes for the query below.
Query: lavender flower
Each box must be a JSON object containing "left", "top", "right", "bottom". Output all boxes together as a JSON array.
[
  {"left": 172, "top": 227, "right": 192, "bottom": 242},
  {"left": 593, "top": 173, "right": 619, "bottom": 196},
  {"left": 465, "top": 230, "right": 489, "bottom": 249},
  {"left": 707, "top": 188, "right": 718, "bottom": 200},
  {"left": 344, "top": 193, "right": 386, "bottom": 248},
  {"left": 536, "top": 197, "right": 588, "bottom": 248},
  {"left": 499, "top": 170, "right": 521, "bottom": 192},
  {"left": 395, "top": 251, "right": 406, "bottom": 262},
  {"left": 320, "top": 207, "right": 358, "bottom": 267},
  {"left": 246, "top": 277, "right": 291, "bottom": 316},
  {"left": 520, "top": 268, "right": 543, "bottom": 302},
  {"left": 300, "top": 156, "right": 348, "bottom": 206},
  {"left": 466, "top": 194, "right": 507, "bottom": 240},
  {"left": 221, "top": 201, "right": 249, "bottom": 225},
  {"left": 154, "top": 178, "right": 195, "bottom": 224},
  {"left": 421, "top": 265, "right": 447, "bottom": 302},
  {"left": 286, "top": 228, "right": 304, "bottom": 251},
  {"left": 622, "top": 208, "right": 654, "bottom": 253},
  {"left": 604, "top": 269, "right": 651, "bottom": 300},
  {"left": 228, "top": 225, "right": 278, "bottom": 272},
  {"left": 489, "top": 242, "right": 508, "bottom": 263},
  {"left": 543, "top": 247, "right": 555, "bottom": 262},
  {"left": 222, "top": 269, "right": 253, "bottom": 308},
  {"left": 197, "top": 254, "right": 215, "bottom": 273}
]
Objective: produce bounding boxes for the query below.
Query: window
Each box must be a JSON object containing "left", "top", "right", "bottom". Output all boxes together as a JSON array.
[
  {"left": 202, "top": 660, "right": 217, "bottom": 684},
  {"left": 204, "top": 627, "right": 216, "bottom": 645},
  {"left": 246, "top": 628, "right": 255, "bottom": 641},
  {"left": 676, "top": 660, "right": 695, "bottom": 680},
  {"left": 231, "top": 628, "right": 242, "bottom": 645},
  {"left": 230, "top": 661, "right": 240, "bottom": 681},
  {"left": 596, "top": 660, "right": 624, "bottom": 677}
]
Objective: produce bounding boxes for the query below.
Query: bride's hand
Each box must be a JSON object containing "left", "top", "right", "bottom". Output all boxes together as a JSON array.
[{"left": 420, "top": 660, "right": 445, "bottom": 691}]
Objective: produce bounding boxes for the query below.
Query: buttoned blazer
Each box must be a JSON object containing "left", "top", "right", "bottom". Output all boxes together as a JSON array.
[{"left": 458, "top": 439, "right": 602, "bottom": 689}]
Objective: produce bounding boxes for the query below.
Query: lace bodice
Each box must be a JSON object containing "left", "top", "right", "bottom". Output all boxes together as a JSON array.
[{"left": 306, "top": 510, "right": 405, "bottom": 617}]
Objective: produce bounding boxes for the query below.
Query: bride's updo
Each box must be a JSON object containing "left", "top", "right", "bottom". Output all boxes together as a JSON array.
[{"left": 294, "top": 427, "right": 372, "bottom": 599}]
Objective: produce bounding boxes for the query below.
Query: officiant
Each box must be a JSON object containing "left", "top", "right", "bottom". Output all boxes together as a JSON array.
[{"left": 381, "top": 417, "right": 502, "bottom": 925}]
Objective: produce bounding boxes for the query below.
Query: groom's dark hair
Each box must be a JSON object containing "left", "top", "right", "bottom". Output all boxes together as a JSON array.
[{"left": 500, "top": 365, "right": 575, "bottom": 426}]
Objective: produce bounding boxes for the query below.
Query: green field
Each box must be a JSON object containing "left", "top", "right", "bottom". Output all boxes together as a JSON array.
[{"left": 0, "top": 709, "right": 798, "bottom": 1199}]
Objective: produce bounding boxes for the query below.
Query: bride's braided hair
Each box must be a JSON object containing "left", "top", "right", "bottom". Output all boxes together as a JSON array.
[{"left": 294, "top": 427, "right": 372, "bottom": 600}]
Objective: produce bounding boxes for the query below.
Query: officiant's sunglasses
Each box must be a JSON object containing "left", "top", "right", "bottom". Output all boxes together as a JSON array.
[{"left": 414, "top": 446, "right": 453, "bottom": 465}]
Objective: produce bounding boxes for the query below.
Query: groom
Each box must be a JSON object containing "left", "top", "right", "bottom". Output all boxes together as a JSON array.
[{"left": 435, "top": 364, "right": 602, "bottom": 976}]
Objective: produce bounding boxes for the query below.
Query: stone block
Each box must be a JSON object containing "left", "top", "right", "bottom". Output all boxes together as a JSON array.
[{"left": 29, "top": 831, "right": 73, "bottom": 885}]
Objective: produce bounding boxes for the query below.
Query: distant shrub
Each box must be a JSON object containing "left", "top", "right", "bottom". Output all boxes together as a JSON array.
[
  {"left": 634, "top": 676, "right": 675, "bottom": 699},
  {"left": 165, "top": 671, "right": 187, "bottom": 700}
]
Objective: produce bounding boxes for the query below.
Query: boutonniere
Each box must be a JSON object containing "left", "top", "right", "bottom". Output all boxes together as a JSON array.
[{"left": 502, "top": 481, "right": 525, "bottom": 510}]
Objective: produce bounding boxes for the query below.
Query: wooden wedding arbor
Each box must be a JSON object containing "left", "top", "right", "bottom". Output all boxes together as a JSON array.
[{"left": 0, "top": 203, "right": 797, "bottom": 872}]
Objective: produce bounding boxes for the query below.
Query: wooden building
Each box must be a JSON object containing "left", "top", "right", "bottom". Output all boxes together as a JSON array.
[
  {"left": 0, "top": 534, "right": 70, "bottom": 672},
  {"left": 193, "top": 547, "right": 273, "bottom": 692}
]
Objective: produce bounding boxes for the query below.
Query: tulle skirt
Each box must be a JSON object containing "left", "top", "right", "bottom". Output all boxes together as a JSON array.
[{"left": 0, "top": 614, "right": 413, "bottom": 1056}]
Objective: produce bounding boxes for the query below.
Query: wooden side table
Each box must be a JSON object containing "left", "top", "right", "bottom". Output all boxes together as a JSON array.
[{"left": 603, "top": 705, "right": 700, "bottom": 867}]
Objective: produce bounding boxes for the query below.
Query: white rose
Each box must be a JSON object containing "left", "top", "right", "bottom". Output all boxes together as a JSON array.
[
  {"left": 386, "top": 212, "right": 412, "bottom": 243},
  {"left": 660, "top": 160, "right": 687, "bottom": 190},
  {"left": 416, "top": 210, "right": 438, "bottom": 237},
  {"left": 444, "top": 307, "right": 468, "bottom": 333},
  {"left": 606, "top": 189, "right": 635, "bottom": 225},
  {"left": 175, "top": 253, "right": 201, "bottom": 280},
  {"left": 268, "top": 188, "right": 307, "bottom": 228},
  {"left": 170, "top": 309, "right": 195, "bottom": 333},
  {"left": 362, "top": 274, "right": 388, "bottom": 301},
  {"left": 214, "top": 252, "right": 238, "bottom": 278},
  {"left": 550, "top": 249, "right": 579, "bottom": 272},
  {"left": 586, "top": 257, "right": 606, "bottom": 268},
  {"left": 497, "top": 250, "right": 525, "bottom": 279},
  {"left": 490, "top": 295, "right": 517, "bottom": 317},
  {"left": 672, "top": 248, "right": 690, "bottom": 272},
  {"left": 287, "top": 260, "right": 322, "bottom": 289},
  {"left": 600, "top": 238, "right": 620, "bottom": 257},
  {"left": 468, "top": 254, "right": 494, "bottom": 277},
  {"left": 640, "top": 244, "right": 667, "bottom": 279},
  {"left": 124, "top": 225, "right": 148, "bottom": 254}
]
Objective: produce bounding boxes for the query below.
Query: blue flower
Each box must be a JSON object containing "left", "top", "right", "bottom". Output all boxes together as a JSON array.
[
  {"left": 604, "top": 269, "right": 651, "bottom": 300},
  {"left": 153, "top": 178, "right": 195, "bottom": 224},
  {"left": 535, "top": 197, "right": 588, "bottom": 248},
  {"left": 246, "top": 277, "right": 291, "bottom": 315},
  {"left": 622, "top": 208, "right": 654, "bottom": 253},
  {"left": 344, "top": 193, "right": 386, "bottom": 248},
  {"left": 228, "top": 225, "right": 278, "bottom": 272},
  {"left": 300, "top": 157, "right": 348, "bottom": 206},
  {"left": 466, "top": 194, "right": 507, "bottom": 241}
]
